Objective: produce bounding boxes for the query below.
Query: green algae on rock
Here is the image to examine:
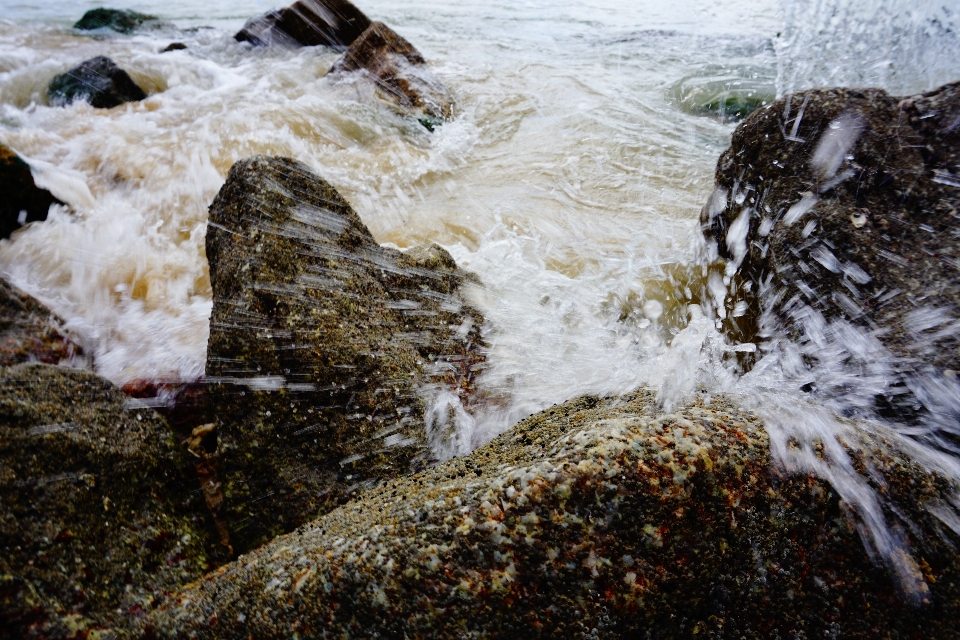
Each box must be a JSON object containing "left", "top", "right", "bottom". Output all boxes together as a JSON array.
[
  {"left": 0, "top": 144, "right": 61, "bottom": 241},
  {"left": 330, "top": 21, "right": 458, "bottom": 127},
  {"left": 146, "top": 390, "right": 960, "bottom": 638},
  {"left": 0, "top": 364, "right": 212, "bottom": 639},
  {"left": 203, "top": 156, "right": 485, "bottom": 556},
  {"left": 699, "top": 82, "right": 960, "bottom": 426},
  {"left": 0, "top": 276, "right": 84, "bottom": 367},
  {"left": 73, "top": 8, "right": 162, "bottom": 34}
]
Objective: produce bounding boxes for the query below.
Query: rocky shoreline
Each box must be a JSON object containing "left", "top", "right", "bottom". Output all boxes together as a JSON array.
[{"left": 1, "top": 2, "right": 960, "bottom": 638}]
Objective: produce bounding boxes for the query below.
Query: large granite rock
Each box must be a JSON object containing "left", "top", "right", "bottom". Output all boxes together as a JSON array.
[
  {"left": 0, "top": 364, "right": 213, "bottom": 639},
  {"left": 73, "top": 8, "right": 162, "bottom": 34},
  {"left": 0, "top": 277, "right": 84, "bottom": 367},
  {"left": 699, "top": 82, "right": 960, "bottom": 431},
  {"left": 145, "top": 389, "right": 960, "bottom": 638},
  {"left": 0, "top": 145, "right": 60, "bottom": 240},
  {"left": 331, "top": 21, "right": 457, "bottom": 128},
  {"left": 202, "top": 156, "right": 485, "bottom": 554},
  {"left": 48, "top": 56, "right": 147, "bottom": 109},
  {"left": 235, "top": 0, "right": 371, "bottom": 49}
]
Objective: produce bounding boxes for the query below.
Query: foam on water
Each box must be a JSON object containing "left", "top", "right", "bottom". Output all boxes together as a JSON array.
[{"left": 2, "top": 0, "right": 959, "bottom": 597}]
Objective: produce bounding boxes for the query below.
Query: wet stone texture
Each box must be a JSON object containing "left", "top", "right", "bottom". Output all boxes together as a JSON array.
[
  {"left": 203, "top": 156, "right": 485, "bottom": 556},
  {"left": 0, "top": 277, "right": 84, "bottom": 367},
  {"left": 0, "top": 145, "right": 60, "bottom": 240},
  {"left": 330, "top": 21, "right": 458, "bottom": 129},
  {"left": 73, "top": 8, "right": 163, "bottom": 34},
  {"left": 235, "top": 0, "right": 371, "bottom": 49},
  {"left": 0, "top": 364, "right": 212, "bottom": 639},
  {"left": 699, "top": 82, "right": 960, "bottom": 430},
  {"left": 145, "top": 389, "right": 960, "bottom": 639},
  {"left": 48, "top": 56, "right": 147, "bottom": 109}
]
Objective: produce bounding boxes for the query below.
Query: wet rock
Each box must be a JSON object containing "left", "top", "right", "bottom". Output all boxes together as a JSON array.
[
  {"left": 48, "top": 56, "right": 148, "bottom": 109},
  {"left": 0, "top": 276, "right": 84, "bottom": 367},
  {"left": 146, "top": 390, "right": 960, "bottom": 638},
  {"left": 235, "top": 0, "right": 371, "bottom": 49},
  {"left": 73, "top": 8, "right": 162, "bottom": 34},
  {"left": 0, "top": 145, "right": 60, "bottom": 240},
  {"left": 203, "top": 156, "right": 485, "bottom": 554},
  {"left": 699, "top": 82, "right": 960, "bottom": 429},
  {"left": 160, "top": 42, "right": 187, "bottom": 53},
  {"left": 0, "top": 364, "right": 212, "bottom": 638},
  {"left": 330, "top": 21, "right": 458, "bottom": 127}
]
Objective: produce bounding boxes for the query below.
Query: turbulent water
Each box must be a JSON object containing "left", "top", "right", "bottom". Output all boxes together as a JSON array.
[{"left": 2, "top": 0, "right": 960, "bottom": 594}]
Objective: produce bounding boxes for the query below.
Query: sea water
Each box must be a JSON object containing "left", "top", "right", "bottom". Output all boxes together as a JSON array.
[{"left": 2, "top": 0, "right": 959, "bottom": 595}]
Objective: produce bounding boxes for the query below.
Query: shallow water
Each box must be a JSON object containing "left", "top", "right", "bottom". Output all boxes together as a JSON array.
[{"left": 2, "top": 0, "right": 960, "bottom": 595}]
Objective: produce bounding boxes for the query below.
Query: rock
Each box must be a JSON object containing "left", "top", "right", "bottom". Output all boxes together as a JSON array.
[
  {"left": 331, "top": 21, "right": 457, "bottom": 127},
  {"left": 0, "top": 276, "right": 84, "bottom": 366},
  {"left": 73, "top": 8, "right": 162, "bottom": 34},
  {"left": 203, "top": 156, "right": 485, "bottom": 554},
  {"left": 235, "top": 0, "right": 371, "bottom": 49},
  {"left": 160, "top": 42, "right": 187, "bottom": 53},
  {"left": 0, "top": 364, "right": 214, "bottom": 638},
  {"left": 48, "top": 56, "right": 148, "bottom": 109},
  {"left": 699, "top": 82, "right": 960, "bottom": 427},
  {"left": 145, "top": 389, "right": 960, "bottom": 638},
  {"left": 0, "top": 145, "right": 61, "bottom": 240}
]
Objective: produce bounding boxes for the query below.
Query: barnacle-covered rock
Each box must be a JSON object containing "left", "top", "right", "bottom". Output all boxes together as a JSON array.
[
  {"left": 0, "top": 276, "right": 84, "bottom": 367},
  {"left": 203, "top": 156, "right": 485, "bottom": 554},
  {"left": 48, "top": 56, "right": 148, "bottom": 109},
  {"left": 146, "top": 390, "right": 960, "bottom": 638},
  {"left": 330, "top": 21, "right": 458, "bottom": 127},
  {"left": 0, "top": 364, "right": 211, "bottom": 638},
  {"left": 235, "top": 0, "right": 371, "bottom": 49},
  {"left": 699, "top": 82, "right": 960, "bottom": 425},
  {"left": 0, "top": 144, "right": 60, "bottom": 240}
]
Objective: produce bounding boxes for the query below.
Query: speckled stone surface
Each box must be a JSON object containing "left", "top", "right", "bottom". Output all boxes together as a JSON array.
[
  {"left": 145, "top": 390, "right": 960, "bottom": 639},
  {"left": 204, "top": 156, "right": 485, "bottom": 556},
  {"left": 0, "top": 277, "right": 84, "bottom": 367},
  {"left": 698, "top": 82, "right": 960, "bottom": 423},
  {"left": 0, "top": 364, "right": 212, "bottom": 639},
  {"left": 0, "top": 145, "right": 60, "bottom": 240},
  {"left": 330, "top": 21, "right": 458, "bottom": 127}
]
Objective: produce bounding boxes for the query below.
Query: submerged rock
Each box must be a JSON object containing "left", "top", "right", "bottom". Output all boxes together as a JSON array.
[
  {"left": 331, "top": 21, "right": 458, "bottom": 127},
  {"left": 235, "top": 0, "right": 371, "bottom": 49},
  {"left": 160, "top": 42, "right": 187, "bottom": 53},
  {"left": 0, "top": 144, "right": 60, "bottom": 240},
  {"left": 203, "top": 156, "right": 485, "bottom": 554},
  {"left": 0, "top": 364, "right": 212, "bottom": 638},
  {"left": 48, "top": 56, "right": 148, "bottom": 109},
  {"left": 0, "top": 276, "right": 84, "bottom": 366},
  {"left": 73, "top": 8, "right": 162, "bottom": 34},
  {"left": 699, "top": 82, "right": 960, "bottom": 429},
  {"left": 146, "top": 390, "right": 960, "bottom": 638}
]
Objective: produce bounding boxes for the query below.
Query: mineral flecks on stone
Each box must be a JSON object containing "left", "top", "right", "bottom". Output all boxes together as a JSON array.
[
  {"left": 699, "top": 82, "right": 960, "bottom": 430},
  {"left": 203, "top": 156, "right": 485, "bottom": 555},
  {"left": 0, "top": 276, "right": 84, "bottom": 367},
  {"left": 145, "top": 390, "right": 960, "bottom": 638},
  {"left": 235, "top": 0, "right": 371, "bottom": 49},
  {"left": 331, "top": 21, "right": 457, "bottom": 126},
  {"left": 0, "top": 144, "right": 60, "bottom": 240},
  {"left": 48, "top": 56, "right": 148, "bottom": 109},
  {"left": 0, "top": 364, "right": 213, "bottom": 639},
  {"left": 73, "top": 8, "right": 162, "bottom": 34}
]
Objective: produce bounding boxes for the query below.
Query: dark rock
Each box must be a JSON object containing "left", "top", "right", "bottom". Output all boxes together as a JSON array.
[
  {"left": 203, "top": 156, "right": 485, "bottom": 554},
  {"left": 699, "top": 82, "right": 960, "bottom": 433},
  {"left": 235, "top": 0, "right": 371, "bottom": 49},
  {"left": 146, "top": 390, "right": 960, "bottom": 638},
  {"left": 48, "top": 56, "right": 148, "bottom": 109},
  {"left": 0, "top": 364, "right": 213, "bottom": 638},
  {"left": 0, "top": 276, "right": 84, "bottom": 367},
  {"left": 331, "top": 21, "right": 457, "bottom": 126},
  {"left": 0, "top": 145, "right": 60, "bottom": 240},
  {"left": 160, "top": 42, "right": 187, "bottom": 53},
  {"left": 73, "top": 8, "right": 161, "bottom": 34}
]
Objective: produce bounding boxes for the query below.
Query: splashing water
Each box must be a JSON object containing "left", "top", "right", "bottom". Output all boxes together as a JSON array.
[{"left": 2, "top": 0, "right": 959, "bottom": 597}]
